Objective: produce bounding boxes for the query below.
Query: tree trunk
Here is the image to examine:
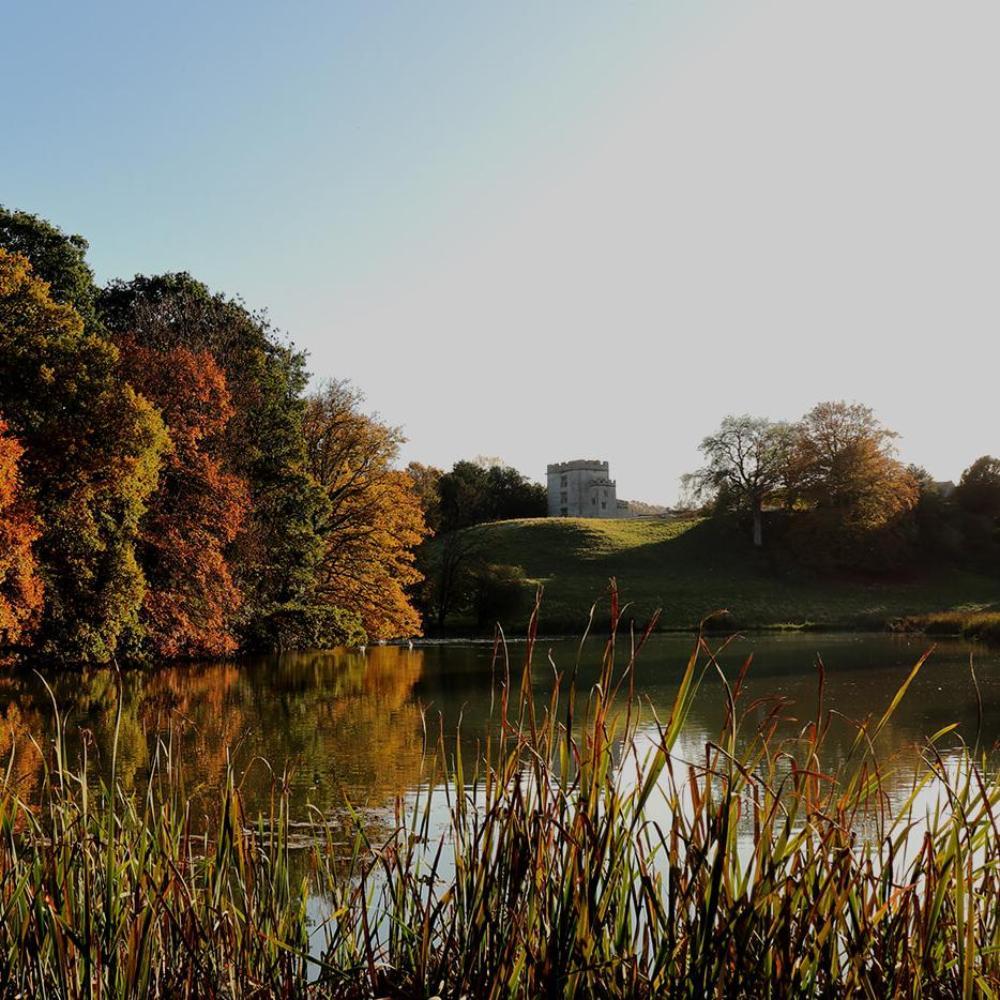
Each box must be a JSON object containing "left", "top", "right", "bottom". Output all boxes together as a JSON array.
[{"left": 752, "top": 500, "right": 763, "bottom": 548}]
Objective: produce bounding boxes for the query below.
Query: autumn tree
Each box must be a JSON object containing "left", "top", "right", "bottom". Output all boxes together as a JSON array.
[
  {"left": 98, "top": 273, "right": 329, "bottom": 648},
  {"left": 116, "top": 340, "right": 250, "bottom": 658},
  {"left": 794, "top": 402, "right": 918, "bottom": 523},
  {"left": 684, "top": 415, "right": 795, "bottom": 546},
  {"left": 789, "top": 402, "right": 919, "bottom": 569},
  {"left": 0, "top": 250, "right": 167, "bottom": 662},
  {"left": 0, "top": 419, "right": 43, "bottom": 651},
  {"left": 304, "top": 380, "right": 428, "bottom": 640}
]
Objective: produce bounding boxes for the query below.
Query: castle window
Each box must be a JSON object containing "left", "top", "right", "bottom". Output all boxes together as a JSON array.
[
  {"left": 560, "top": 507, "right": 568, "bottom": 516},
  {"left": 560, "top": 491, "right": 567, "bottom": 504},
  {"left": 561, "top": 475, "right": 567, "bottom": 487},
  {"left": 601, "top": 501, "right": 607, "bottom": 509}
]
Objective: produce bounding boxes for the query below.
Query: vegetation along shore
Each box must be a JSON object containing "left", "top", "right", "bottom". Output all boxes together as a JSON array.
[
  {"left": 1, "top": 597, "right": 999, "bottom": 997},
  {"left": 1, "top": 205, "right": 998, "bottom": 670}
]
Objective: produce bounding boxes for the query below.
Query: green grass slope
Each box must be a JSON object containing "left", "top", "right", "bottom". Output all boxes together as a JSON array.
[{"left": 445, "top": 516, "right": 1000, "bottom": 634}]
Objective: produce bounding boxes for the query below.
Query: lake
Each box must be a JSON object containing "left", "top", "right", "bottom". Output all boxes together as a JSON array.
[{"left": 1, "top": 631, "right": 997, "bottom": 830}]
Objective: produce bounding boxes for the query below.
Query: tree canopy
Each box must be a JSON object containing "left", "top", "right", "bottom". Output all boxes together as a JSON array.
[
  {"left": 117, "top": 341, "right": 250, "bottom": 658},
  {"left": 0, "top": 418, "right": 43, "bottom": 651},
  {"left": 0, "top": 206, "right": 102, "bottom": 333},
  {"left": 304, "top": 380, "right": 428, "bottom": 640},
  {"left": 99, "top": 273, "right": 330, "bottom": 648},
  {"left": 0, "top": 250, "right": 168, "bottom": 662},
  {"left": 955, "top": 456, "right": 1000, "bottom": 519},
  {"left": 686, "top": 402, "right": 921, "bottom": 570},
  {"left": 0, "top": 208, "right": 431, "bottom": 663},
  {"left": 684, "top": 415, "right": 794, "bottom": 547},
  {"left": 437, "top": 460, "right": 546, "bottom": 533}
]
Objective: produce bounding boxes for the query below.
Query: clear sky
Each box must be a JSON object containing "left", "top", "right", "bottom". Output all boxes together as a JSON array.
[{"left": 3, "top": 2, "right": 998, "bottom": 503}]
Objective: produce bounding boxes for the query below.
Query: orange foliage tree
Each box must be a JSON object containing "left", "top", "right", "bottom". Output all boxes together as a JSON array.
[
  {"left": 0, "top": 419, "right": 43, "bottom": 651},
  {"left": 788, "top": 401, "right": 919, "bottom": 569},
  {"left": 117, "top": 342, "right": 250, "bottom": 658},
  {"left": 794, "top": 402, "right": 919, "bottom": 526},
  {"left": 304, "top": 381, "right": 428, "bottom": 640}
]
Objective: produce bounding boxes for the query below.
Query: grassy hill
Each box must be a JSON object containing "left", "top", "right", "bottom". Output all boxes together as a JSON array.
[{"left": 434, "top": 516, "right": 1000, "bottom": 634}]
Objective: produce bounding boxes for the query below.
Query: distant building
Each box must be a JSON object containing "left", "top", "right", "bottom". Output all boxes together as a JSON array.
[{"left": 547, "top": 460, "right": 622, "bottom": 518}]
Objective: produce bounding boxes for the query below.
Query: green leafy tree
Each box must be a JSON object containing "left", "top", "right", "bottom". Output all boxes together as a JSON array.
[
  {"left": 0, "top": 206, "right": 101, "bottom": 332},
  {"left": 418, "top": 528, "right": 487, "bottom": 629},
  {"left": 405, "top": 462, "right": 444, "bottom": 534},
  {"left": 684, "top": 415, "right": 795, "bottom": 547},
  {"left": 437, "top": 460, "right": 546, "bottom": 533},
  {"left": 0, "top": 250, "right": 167, "bottom": 662},
  {"left": 954, "top": 456, "right": 1000, "bottom": 519}
]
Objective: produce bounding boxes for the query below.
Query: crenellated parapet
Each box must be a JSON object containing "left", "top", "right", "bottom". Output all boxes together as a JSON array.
[{"left": 546, "top": 459, "right": 624, "bottom": 519}]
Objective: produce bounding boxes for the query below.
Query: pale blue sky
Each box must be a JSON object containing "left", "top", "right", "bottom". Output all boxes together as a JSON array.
[{"left": 3, "top": 2, "right": 998, "bottom": 502}]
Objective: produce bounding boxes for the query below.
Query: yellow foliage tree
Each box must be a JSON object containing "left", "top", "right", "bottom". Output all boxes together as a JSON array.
[{"left": 304, "top": 381, "right": 428, "bottom": 640}]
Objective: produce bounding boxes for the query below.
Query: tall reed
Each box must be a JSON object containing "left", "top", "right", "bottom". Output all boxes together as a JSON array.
[{"left": 1, "top": 585, "right": 999, "bottom": 997}]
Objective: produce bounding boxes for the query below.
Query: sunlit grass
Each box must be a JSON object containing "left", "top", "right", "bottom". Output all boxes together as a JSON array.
[
  {"left": 902, "top": 609, "right": 1000, "bottom": 644},
  {"left": 431, "top": 516, "right": 1000, "bottom": 633},
  {"left": 2, "top": 586, "right": 999, "bottom": 996}
]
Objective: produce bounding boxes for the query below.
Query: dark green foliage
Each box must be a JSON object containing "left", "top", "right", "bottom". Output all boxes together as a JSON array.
[
  {"left": 242, "top": 602, "right": 366, "bottom": 650},
  {"left": 419, "top": 462, "right": 545, "bottom": 628},
  {"left": 98, "top": 273, "right": 331, "bottom": 647},
  {"left": 437, "top": 460, "right": 546, "bottom": 533},
  {"left": 907, "top": 464, "right": 1000, "bottom": 574},
  {"left": 955, "top": 456, "right": 1000, "bottom": 519},
  {"left": 0, "top": 206, "right": 102, "bottom": 332},
  {"left": 416, "top": 525, "right": 486, "bottom": 629},
  {"left": 471, "top": 563, "right": 527, "bottom": 628}
]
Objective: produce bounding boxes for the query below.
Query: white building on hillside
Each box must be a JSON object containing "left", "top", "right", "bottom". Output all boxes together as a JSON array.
[{"left": 547, "top": 460, "right": 623, "bottom": 518}]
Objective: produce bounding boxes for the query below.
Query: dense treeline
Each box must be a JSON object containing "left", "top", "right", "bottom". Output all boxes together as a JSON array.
[
  {"left": 404, "top": 459, "right": 546, "bottom": 535},
  {"left": 0, "top": 207, "right": 428, "bottom": 664},
  {"left": 687, "top": 403, "right": 1000, "bottom": 574},
  {"left": 403, "top": 459, "right": 546, "bottom": 629}
]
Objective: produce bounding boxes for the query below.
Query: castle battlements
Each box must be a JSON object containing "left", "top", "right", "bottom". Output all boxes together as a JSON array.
[{"left": 547, "top": 459, "right": 624, "bottom": 519}]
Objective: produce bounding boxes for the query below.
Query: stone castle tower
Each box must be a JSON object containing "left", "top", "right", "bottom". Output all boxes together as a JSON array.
[{"left": 547, "top": 460, "right": 622, "bottom": 518}]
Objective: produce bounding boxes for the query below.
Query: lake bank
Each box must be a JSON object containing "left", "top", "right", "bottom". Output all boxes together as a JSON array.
[
  {"left": 2, "top": 627, "right": 999, "bottom": 996},
  {"left": 422, "top": 516, "right": 1000, "bottom": 637},
  {"left": 2, "top": 631, "right": 998, "bottom": 820}
]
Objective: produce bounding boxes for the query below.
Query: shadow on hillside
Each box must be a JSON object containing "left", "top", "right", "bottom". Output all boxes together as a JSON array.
[{"left": 581, "top": 517, "right": 763, "bottom": 576}]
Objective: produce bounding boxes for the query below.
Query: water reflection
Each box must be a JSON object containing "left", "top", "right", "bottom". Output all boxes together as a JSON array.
[{"left": 0, "top": 634, "right": 997, "bottom": 824}]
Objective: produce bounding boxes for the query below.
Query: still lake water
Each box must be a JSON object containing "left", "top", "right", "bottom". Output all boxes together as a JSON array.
[{"left": 1, "top": 632, "right": 998, "bottom": 829}]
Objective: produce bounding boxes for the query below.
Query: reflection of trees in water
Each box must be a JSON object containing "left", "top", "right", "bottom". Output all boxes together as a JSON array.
[
  {"left": 1, "top": 636, "right": 995, "bottom": 836},
  {"left": 0, "top": 687, "right": 44, "bottom": 804},
  {"left": 0, "top": 648, "right": 429, "bottom": 836}
]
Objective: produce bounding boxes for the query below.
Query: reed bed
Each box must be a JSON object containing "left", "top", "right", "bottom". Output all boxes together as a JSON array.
[
  {"left": 2, "top": 586, "right": 999, "bottom": 998},
  {"left": 901, "top": 609, "right": 1000, "bottom": 645}
]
